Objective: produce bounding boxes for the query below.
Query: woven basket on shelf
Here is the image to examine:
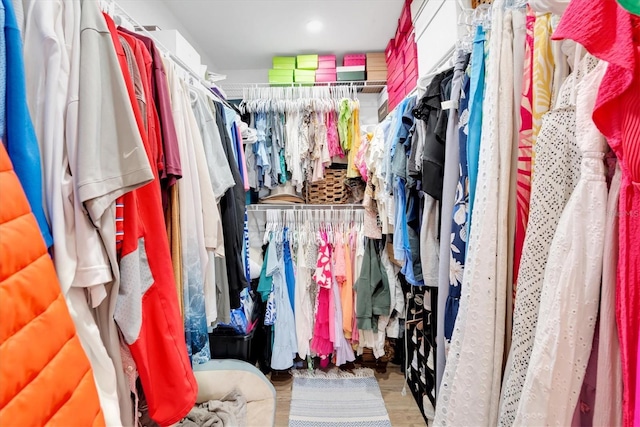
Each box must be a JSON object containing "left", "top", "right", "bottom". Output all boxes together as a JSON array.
[
  {"left": 472, "top": 0, "right": 493, "bottom": 7},
  {"left": 304, "top": 169, "right": 348, "bottom": 204}
]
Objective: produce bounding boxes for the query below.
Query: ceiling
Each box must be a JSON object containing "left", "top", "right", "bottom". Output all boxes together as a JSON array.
[{"left": 159, "top": 0, "right": 405, "bottom": 71}]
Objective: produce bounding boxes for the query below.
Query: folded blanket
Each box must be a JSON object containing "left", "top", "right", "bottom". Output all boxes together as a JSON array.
[{"left": 178, "top": 390, "right": 247, "bottom": 427}]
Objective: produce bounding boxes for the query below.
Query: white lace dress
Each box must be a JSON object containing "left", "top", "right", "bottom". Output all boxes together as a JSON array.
[
  {"left": 513, "top": 59, "right": 608, "bottom": 426},
  {"left": 433, "top": 2, "right": 513, "bottom": 425},
  {"left": 498, "top": 57, "right": 592, "bottom": 427}
]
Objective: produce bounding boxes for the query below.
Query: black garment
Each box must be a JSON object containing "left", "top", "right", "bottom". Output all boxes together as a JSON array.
[
  {"left": 412, "top": 68, "right": 454, "bottom": 202},
  {"left": 215, "top": 103, "right": 248, "bottom": 309}
]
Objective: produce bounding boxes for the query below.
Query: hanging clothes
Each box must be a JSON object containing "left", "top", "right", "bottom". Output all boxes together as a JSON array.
[
  {"left": 465, "top": 25, "right": 487, "bottom": 234},
  {"left": 435, "top": 2, "right": 512, "bottom": 425},
  {"left": 214, "top": 101, "right": 249, "bottom": 309},
  {"left": 311, "top": 232, "right": 334, "bottom": 361},
  {"left": 436, "top": 52, "right": 469, "bottom": 392},
  {"left": 104, "top": 14, "right": 197, "bottom": 425},
  {"left": 512, "top": 6, "right": 535, "bottom": 304},
  {"left": 266, "top": 234, "right": 297, "bottom": 370},
  {"left": 444, "top": 68, "right": 471, "bottom": 347},
  {"left": 498, "top": 53, "right": 588, "bottom": 427},
  {"left": 593, "top": 162, "right": 623, "bottom": 426},
  {"left": 21, "top": 1, "right": 124, "bottom": 424},
  {"left": 513, "top": 56, "right": 606, "bottom": 427},
  {"left": 2, "top": 0, "right": 52, "bottom": 248},
  {"left": 355, "top": 239, "right": 390, "bottom": 331},
  {"left": 553, "top": 1, "right": 640, "bottom": 424}
]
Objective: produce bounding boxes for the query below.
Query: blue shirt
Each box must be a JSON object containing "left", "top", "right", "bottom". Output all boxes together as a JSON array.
[
  {"left": 3, "top": 0, "right": 52, "bottom": 247},
  {"left": 0, "top": 2, "right": 6, "bottom": 140}
]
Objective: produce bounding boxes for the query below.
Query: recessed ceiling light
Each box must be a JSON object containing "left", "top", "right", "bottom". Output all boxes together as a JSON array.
[{"left": 306, "top": 20, "right": 323, "bottom": 33}]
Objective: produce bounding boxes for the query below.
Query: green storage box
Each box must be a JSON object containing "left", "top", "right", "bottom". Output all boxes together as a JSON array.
[
  {"left": 294, "top": 69, "right": 316, "bottom": 83},
  {"left": 296, "top": 54, "right": 319, "bottom": 70},
  {"left": 269, "top": 69, "right": 294, "bottom": 84},
  {"left": 337, "top": 71, "right": 365, "bottom": 81},
  {"left": 272, "top": 56, "right": 296, "bottom": 69}
]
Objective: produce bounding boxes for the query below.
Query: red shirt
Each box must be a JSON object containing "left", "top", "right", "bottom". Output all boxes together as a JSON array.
[{"left": 103, "top": 13, "right": 197, "bottom": 425}]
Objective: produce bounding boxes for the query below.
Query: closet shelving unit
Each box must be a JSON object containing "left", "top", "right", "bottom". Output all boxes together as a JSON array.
[
  {"left": 247, "top": 204, "right": 365, "bottom": 211},
  {"left": 222, "top": 80, "right": 388, "bottom": 100}
]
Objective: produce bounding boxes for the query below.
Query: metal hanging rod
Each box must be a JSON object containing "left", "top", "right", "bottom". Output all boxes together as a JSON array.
[
  {"left": 225, "top": 81, "right": 387, "bottom": 89},
  {"left": 247, "top": 204, "right": 365, "bottom": 211},
  {"left": 106, "top": 0, "right": 233, "bottom": 109}
]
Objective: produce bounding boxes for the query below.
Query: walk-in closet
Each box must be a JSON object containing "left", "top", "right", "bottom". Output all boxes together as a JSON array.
[{"left": 1, "top": 0, "right": 639, "bottom": 425}]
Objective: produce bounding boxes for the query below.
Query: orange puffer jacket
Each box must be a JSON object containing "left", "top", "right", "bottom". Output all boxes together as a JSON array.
[{"left": 0, "top": 144, "right": 105, "bottom": 427}]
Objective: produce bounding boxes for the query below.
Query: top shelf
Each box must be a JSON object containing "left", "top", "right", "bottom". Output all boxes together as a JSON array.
[{"left": 221, "top": 80, "right": 387, "bottom": 99}]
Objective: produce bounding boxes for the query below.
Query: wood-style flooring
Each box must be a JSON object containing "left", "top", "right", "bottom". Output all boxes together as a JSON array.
[{"left": 271, "top": 363, "right": 427, "bottom": 426}]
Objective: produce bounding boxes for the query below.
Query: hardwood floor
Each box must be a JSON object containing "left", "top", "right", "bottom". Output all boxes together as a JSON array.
[{"left": 271, "top": 363, "right": 427, "bottom": 426}]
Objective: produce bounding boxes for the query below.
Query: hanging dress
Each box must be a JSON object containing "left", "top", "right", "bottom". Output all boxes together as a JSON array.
[
  {"left": 552, "top": 2, "right": 640, "bottom": 424},
  {"left": 295, "top": 227, "right": 314, "bottom": 360},
  {"left": 513, "top": 57, "right": 606, "bottom": 427},
  {"left": 498, "top": 56, "right": 589, "bottom": 427},
  {"left": 311, "top": 232, "right": 334, "bottom": 360},
  {"left": 268, "top": 234, "right": 297, "bottom": 370}
]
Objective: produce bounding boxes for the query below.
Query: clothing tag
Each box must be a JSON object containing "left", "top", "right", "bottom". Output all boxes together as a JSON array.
[{"left": 441, "top": 100, "right": 458, "bottom": 110}]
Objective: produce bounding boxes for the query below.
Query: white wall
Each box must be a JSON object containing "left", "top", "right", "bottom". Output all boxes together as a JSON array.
[
  {"left": 412, "top": 0, "right": 460, "bottom": 76},
  {"left": 359, "top": 93, "right": 382, "bottom": 126},
  {"left": 116, "top": 0, "right": 216, "bottom": 69}
]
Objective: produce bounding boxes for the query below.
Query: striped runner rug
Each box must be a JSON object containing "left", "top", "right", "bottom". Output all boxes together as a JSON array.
[{"left": 288, "top": 368, "right": 392, "bottom": 427}]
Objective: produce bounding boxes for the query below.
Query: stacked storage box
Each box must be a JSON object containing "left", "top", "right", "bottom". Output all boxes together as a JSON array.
[
  {"left": 316, "top": 55, "right": 337, "bottom": 82},
  {"left": 366, "top": 52, "right": 387, "bottom": 81},
  {"left": 337, "top": 53, "right": 365, "bottom": 81},
  {"left": 336, "top": 66, "right": 365, "bottom": 81},
  {"left": 386, "top": 0, "right": 417, "bottom": 110},
  {"left": 343, "top": 53, "right": 366, "bottom": 67},
  {"left": 294, "top": 69, "right": 315, "bottom": 84},
  {"left": 269, "top": 56, "right": 295, "bottom": 84},
  {"left": 295, "top": 54, "right": 318, "bottom": 84}
]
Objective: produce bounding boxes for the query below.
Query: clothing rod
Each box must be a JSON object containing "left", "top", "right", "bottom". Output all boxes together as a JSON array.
[
  {"left": 110, "top": 1, "right": 233, "bottom": 109},
  {"left": 230, "top": 81, "right": 387, "bottom": 89},
  {"left": 247, "top": 204, "right": 365, "bottom": 211}
]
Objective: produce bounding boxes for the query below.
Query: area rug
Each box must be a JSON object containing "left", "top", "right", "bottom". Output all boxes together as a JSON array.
[{"left": 288, "top": 368, "right": 392, "bottom": 427}]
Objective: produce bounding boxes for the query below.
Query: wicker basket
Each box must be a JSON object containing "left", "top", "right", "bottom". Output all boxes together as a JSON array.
[
  {"left": 304, "top": 169, "right": 348, "bottom": 204},
  {"left": 472, "top": 0, "right": 493, "bottom": 7}
]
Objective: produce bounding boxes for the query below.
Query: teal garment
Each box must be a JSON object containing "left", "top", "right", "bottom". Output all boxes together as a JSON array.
[
  {"left": 3, "top": 0, "right": 52, "bottom": 247},
  {"left": 338, "top": 99, "right": 351, "bottom": 151},
  {"left": 466, "top": 25, "right": 487, "bottom": 238},
  {"left": 354, "top": 239, "right": 390, "bottom": 330},
  {"left": 257, "top": 245, "right": 272, "bottom": 302}
]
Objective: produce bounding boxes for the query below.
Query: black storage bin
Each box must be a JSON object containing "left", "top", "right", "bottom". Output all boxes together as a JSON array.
[{"left": 208, "top": 328, "right": 254, "bottom": 361}]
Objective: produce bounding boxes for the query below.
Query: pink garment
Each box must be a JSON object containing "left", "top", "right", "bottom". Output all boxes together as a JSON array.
[
  {"left": 513, "top": 6, "right": 536, "bottom": 302},
  {"left": 311, "top": 234, "right": 334, "bottom": 357},
  {"left": 334, "top": 233, "right": 347, "bottom": 283},
  {"left": 326, "top": 111, "right": 344, "bottom": 158},
  {"left": 554, "top": 3, "right": 640, "bottom": 426},
  {"left": 354, "top": 133, "right": 369, "bottom": 180}
]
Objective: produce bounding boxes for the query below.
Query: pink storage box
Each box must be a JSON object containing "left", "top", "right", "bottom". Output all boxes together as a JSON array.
[
  {"left": 318, "top": 55, "right": 336, "bottom": 69},
  {"left": 316, "top": 70, "right": 337, "bottom": 82},
  {"left": 399, "top": 1, "right": 413, "bottom": 33},
  {"left": 388, "top": 66, "right": 404, "bottom": 86},
  {"left": 386, "top": 39, "right": 395, "bottom": 61},
  {"left": 403, "top": 34, "right": 418, "bottom": 63},
  {"left": 343, "top": 53, "right": 366, "bottom": 66},
  {"left": 388, "top": 52, "right": 404, "bottom": 72},
  {"left": 404, "top": 57, "right": 418, "bottom": 80}
]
